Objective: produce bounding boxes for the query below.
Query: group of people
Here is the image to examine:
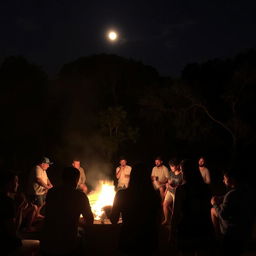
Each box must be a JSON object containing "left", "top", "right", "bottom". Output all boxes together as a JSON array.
[
  {"left": 115, "top": 156, "right": 211, "bottom": 226},
  {"left": 24, "top": 157, "right": 88, "bottom": 221},
  {"left": 0, "top": 156, "right": 90, "bottom": 256},
  {"left": 113, "top": 156, "right": 255, "bottom": 256},
  {"left": 0, "top": 155, "right": 255, "bottom": 256}
]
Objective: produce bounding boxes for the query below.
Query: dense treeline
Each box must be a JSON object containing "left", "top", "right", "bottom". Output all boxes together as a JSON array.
[{"left": 0, "top": 50, "right": 256, "bottom": 183}]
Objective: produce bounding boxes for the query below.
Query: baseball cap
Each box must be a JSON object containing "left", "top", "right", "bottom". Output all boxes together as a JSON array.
[{"left": 41, "top": 157, "right": 53, "bottom": 165}]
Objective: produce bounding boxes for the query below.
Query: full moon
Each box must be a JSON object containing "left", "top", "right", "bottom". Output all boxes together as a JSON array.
[{"left": 108, "top": 31, "right": 118, "bottom": 41}]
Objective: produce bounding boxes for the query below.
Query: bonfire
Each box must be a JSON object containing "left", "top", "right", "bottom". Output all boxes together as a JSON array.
[{"left": 87, "top": 180, "right": 116, "bottom": 223}]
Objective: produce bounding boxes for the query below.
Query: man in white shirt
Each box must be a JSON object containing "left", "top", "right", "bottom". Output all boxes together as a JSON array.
[
  {"left": 198, "top": 157, "right": 211, "bottom": 184},
  {"left": 116, "top": 157, "right": 132, "bottom": 190},
  {"left": 151, "top": 156, "right": 170, "bottom": 201},
  {"left": 72, "top": 159, "right": 88, "bottom": 194},
  {"left": 28, "top": 157, "right": 53, "bottom": 218}
]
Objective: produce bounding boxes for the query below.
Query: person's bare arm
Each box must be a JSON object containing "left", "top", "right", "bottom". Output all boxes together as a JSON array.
[
  {"left": 47, "top": 179, "right": 53, "bottom": 188},
  {"left": 213, "top": 192, "right": 235, "bottom": 221},
  {"left": 36, "top": 177, "right": 51, "bottom": 189},
  {"left": 166, "top": 179, "right": 175, "bottom": 190},
  {"left": 116, "top": 167, "right": 121, "bottom": 179},
  {"left": 211, "top": 195, "right": 223, "bottom": 206},
  {"left": 79, "top": 183, "right": 88, "bottom": 193}
]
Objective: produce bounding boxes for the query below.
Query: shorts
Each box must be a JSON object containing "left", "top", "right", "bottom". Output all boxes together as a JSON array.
[
  {"left": 164, "top": 190, "right": 175, "bottom": 203},
  {"left": 29, "top": 194, "right": 46, "bottom": 206}
]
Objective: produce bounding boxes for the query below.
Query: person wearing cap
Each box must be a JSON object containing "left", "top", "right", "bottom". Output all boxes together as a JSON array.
[
  {"left": 151, "top": 156, "right": 170, "bottom": 201},
  {"left": 116, "top": 157, "right": 132, "bottom": 190},
  {"left": 28, "top": 157, "right": 53, "bottom": 218},
  {"left": 72, "top": 158, "right": 88, "bottom": 194}
]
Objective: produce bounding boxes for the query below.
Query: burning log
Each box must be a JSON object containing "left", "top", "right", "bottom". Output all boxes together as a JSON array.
[{"left": 102, "top": 205, "right": 112, "bottom": 219}]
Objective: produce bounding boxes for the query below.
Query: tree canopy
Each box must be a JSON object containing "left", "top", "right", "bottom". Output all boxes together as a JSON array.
[{"left": 0, "top": 50, "right": 255, "bottom": 175}]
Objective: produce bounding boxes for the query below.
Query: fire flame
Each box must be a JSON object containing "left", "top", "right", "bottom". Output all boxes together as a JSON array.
[{"left": 88, "top": 180, "right": 116, "bottom": 221}]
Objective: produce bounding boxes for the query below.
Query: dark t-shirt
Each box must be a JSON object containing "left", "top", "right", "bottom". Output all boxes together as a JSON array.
[
  {"left": 171, "top": 183, "right": 214, "bottom": 249},
  {"left": 110, "top": 188, "right": 161, "bottom": 253},
  {"left": 169, "top": 171, "right": 183, "bottom": 193},
  {"left": 40, "top": 186, "right": 93, "bottom": 255},
  {"left": 216, "top": 185, "right": 255, "bottom": 241}
]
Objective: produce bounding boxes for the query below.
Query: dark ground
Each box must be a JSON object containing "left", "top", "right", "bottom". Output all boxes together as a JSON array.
[{"left": 21, "top": 219, "right": 256, "bottom": 256}]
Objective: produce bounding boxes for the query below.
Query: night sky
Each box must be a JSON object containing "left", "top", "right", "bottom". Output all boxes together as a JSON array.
[{"left": 1, "top": 0, "right": 256, "bottom": 76}]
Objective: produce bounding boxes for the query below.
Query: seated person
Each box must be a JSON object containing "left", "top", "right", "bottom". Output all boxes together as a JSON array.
[
  {"left": 211, "top": 169, "right": 255, "bottom": 256},
  {"left": 9, "top": 191, "right": 38, "bottom": 232},
  {"left": 0, "top": 171, "right": 39, "bottom": 255},
  {"left": 40, "top": 167, "right": 94, "bottom": 256}
]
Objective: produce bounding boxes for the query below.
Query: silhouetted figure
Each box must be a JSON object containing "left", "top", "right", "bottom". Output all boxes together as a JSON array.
[
  {"left": 170, "top": 159, "right": 214, "bottom": 256},
  {"left": 0, "top": 171, "right": 39, "bottom": 256},
  {"left": 211, "top": 169, "right": 255, "bottom": 256},
  {"left": 110, "top": 163, "right": 161, "bottom": 255},
  {"left": 40, "top": 167, "right": 94, "bottom": 256},
  {"left": 12, "top": 190, "right": 37, "bottom": 233}
]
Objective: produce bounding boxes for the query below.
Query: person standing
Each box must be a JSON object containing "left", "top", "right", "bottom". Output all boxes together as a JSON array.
[
  {"left": 116, "top": 157, "right": 132, "bottom": 190},
  {"left": 198, "top": 157, "right": 211, "bottom": 184},
  {"left": 162, "top": 159, "right": 183, "bottom": 225},
  {"left": 151, "top": 156, "right": 170, "bottom": 201},
  {"left": 28, "top": 156, "right": 53, "bottom": 218},
  {"left": 72, "top": 158, "right": 88, "bottom": 194}
]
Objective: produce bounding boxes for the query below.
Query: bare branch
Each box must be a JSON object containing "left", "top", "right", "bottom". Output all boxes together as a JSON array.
[{"left": 187, "top": 103, "right": 236, "bottom": 145}]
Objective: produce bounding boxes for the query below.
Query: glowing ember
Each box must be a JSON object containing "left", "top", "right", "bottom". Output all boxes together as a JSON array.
[{"left": 88, "top": 180, "right": 116, "bottom": 221}]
